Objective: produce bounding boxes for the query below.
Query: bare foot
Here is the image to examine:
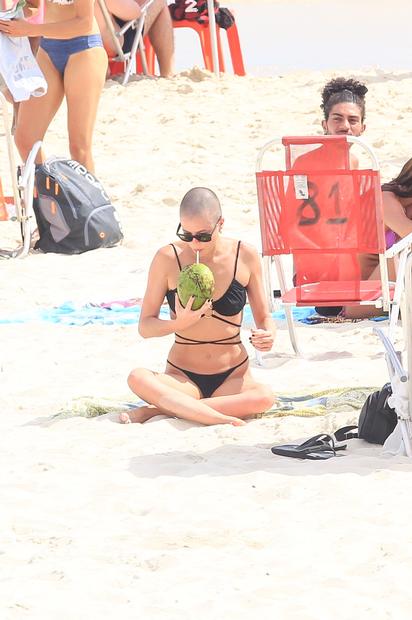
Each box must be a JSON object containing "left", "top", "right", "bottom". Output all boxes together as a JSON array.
[
  {"left": 226, "top": 417, "right": 246, "bottom": 426},
  {"left": 119, "top": 405, "right": 162, "bottom": 424},
  {"left": 119, "top": 407, "right": 247, "bottom": 426},
  {"left": 231, "top": 419, "right": 247, "bottom": 426},
  {"left": 213, "top": 413, "right": 246, "bottom": 426}
]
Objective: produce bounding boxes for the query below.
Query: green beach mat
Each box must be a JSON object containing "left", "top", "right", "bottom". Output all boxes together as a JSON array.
[
  {"left": 54, "top": 386, "right": 377, "bottom": 420},
  {"left": 261, "top": 386, "right": 378, "bottom": 418}
]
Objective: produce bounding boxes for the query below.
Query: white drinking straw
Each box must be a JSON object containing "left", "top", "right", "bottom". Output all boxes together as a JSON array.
[{"left": 196, "top": 250, "right": 200, "bottom": 264}]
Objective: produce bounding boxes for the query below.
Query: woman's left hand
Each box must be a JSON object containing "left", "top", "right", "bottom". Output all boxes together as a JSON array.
[
  {"left": 250, "top": 328, "right": 274, "bottom": 352},
  {"left": 0, "top": 19, "right": 34, "bottom": 37}
]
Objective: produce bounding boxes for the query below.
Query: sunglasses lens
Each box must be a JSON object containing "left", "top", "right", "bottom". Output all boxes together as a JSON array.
[
  {"left": 196, "top": 234, "right": 212, "bottom": 242},
  {"left": 178, "top": 232, "right": 193, "bottom": 242}
]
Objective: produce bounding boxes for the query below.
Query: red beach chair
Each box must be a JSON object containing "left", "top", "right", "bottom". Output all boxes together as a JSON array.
[
  {"left": 171, "top": 18, "right": 245, "bottom": 75},
  {"left": 255, "top": 135, "right": 412, "bottom": 354}
]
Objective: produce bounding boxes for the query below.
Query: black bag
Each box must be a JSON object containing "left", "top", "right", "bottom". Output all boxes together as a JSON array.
[
  {"left": 33, "top": 158, "right": 123, "bottom": 254},
  {"left": 271, "top": 384, "right": 399, "bottom": 460},
  {"left": 335, "top": 383, "right": 398, "bottom": 445},
  {"left": 169, "top": 1, "right": 234, "bottom": 29}
]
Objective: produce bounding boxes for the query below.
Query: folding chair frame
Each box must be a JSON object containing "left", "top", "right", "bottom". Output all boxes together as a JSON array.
[
  {"left": 0, "top": 92, "right": 41, "bottom": 258},
  {"left": 97, "top": 0, "right": 156, "bottom": 85},
  {"left": 256, "top": 135, "right": 412, "bottom": 355}
]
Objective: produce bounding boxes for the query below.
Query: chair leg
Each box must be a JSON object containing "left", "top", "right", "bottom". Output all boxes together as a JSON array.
[
  {"left": 263, "top": 256, "right": 275, "bottom": 312},
  {"left": 0, "top": 179, "right": 7, "bottom": 221},
  {"left": 284, "top": 306, "right": 301, "bottom": 356},
  {"left": 216, "top": 26, "right": 225, "bottom": 72},
  {"left": 403, "top": 252, "right": 412, "bottom": 456},
  {"left": 138, "top": 39, "right": 149, "bottom": 75},
  {"left": 226, "top": 23, "right": 246, "bottom": 76},
  {"left": 389, "top": 249, "right": 407, "bottom": 340},
  {"left": 199, "top": 28, "right": 214, "bottom": 71},
  {"left": 172, "top": 19, "right": 245, "bottom": 75}
]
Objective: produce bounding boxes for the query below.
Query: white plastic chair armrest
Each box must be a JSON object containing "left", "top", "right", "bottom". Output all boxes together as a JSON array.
[
  {"left": 385, "top": 232, "right": 412, "bottom": 259},
  {"left": 18, "top": 141, "right": 42, "bottom": 189},
  {"left": 140, "top": 0, "right": 156, "bottom": 13}
]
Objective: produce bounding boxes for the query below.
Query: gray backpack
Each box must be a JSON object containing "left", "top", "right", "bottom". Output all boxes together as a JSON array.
[{"left": 33, "top": 158, "right": 123, "bottom": 254}]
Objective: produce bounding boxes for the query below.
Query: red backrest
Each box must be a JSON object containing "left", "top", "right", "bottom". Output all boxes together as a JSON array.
[{"left": 256, "top": 136, "right": 385, "bottom": 285}]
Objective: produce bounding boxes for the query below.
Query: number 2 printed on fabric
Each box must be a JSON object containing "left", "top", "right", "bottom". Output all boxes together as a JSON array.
[{"left": 185, "top": 0, "right": 198, "bottom": 12}]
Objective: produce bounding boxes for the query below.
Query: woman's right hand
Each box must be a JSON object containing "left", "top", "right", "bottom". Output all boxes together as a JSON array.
[
  {"left": 0, "top": 19, "right": 34, "bottom": 37},
  {"left": 174, "top": 294, "right": 212, "bottom": 331}
]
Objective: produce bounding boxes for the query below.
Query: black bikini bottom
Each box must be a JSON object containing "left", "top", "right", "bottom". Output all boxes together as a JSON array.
[{"left": 167, "top": 357, "right": 249, "bottom": 399}]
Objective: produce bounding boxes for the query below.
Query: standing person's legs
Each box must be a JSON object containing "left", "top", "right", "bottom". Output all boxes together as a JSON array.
[
  {"left": 14, "top": 48, "right": 65, "bottom": 163},
  {"left": 141, "top": 0, "right": 174, "bottom": 77},
  {"left": 64, "top": 46, "right": 108, "bottom": 172}
]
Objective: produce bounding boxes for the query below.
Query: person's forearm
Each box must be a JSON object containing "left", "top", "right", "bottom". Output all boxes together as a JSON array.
[
  {"left": 30, "top": 16, "right": 94, "bottom": 38},
  {"left": 138, "top": 316, "right": 178, "bottom": 338}
]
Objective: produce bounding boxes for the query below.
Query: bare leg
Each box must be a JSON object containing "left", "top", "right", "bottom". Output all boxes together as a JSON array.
[
  {"left": 121, "top": 368, "right": 274, "bottom": 424},
  {"left": 14, "top": 48, "right": 65, "bottom": 163},
  {"left": 119, "top": 404, "right": 168, "bottom": 424},
  {"left": 344, "top": 254, "right": 397, "bottom": 319},
  {"left": 141, "top": 0, "right": 174, "bottom": 77},
  {"left": 64, "top": 45, "right": 108, "bottom": 172},
  {"left": 123, "top": 368, "right": 246, "bottom": 425}
]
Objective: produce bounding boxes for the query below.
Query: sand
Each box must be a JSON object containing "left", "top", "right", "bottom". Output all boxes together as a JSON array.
[{"left": 1, "top": 54, "right": 412, "bottom": 619}]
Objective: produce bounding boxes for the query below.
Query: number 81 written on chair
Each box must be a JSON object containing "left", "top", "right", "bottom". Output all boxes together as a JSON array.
[{"left": 297, "top": 180, "right": 348, "bottom": 227}]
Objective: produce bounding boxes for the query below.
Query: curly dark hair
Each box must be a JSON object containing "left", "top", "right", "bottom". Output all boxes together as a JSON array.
[
  {"left": 382, "top": 158, "right": 412, "bottom": 197},
  {"left": 320, "top": 78, "right": 368, "bottom": 121}
]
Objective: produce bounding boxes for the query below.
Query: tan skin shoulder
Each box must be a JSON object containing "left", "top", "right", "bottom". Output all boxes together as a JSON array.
[
  {"left": 383, "top": 191, "right": 412, "bottom": 238},
  {"left": 233, "top": 240, "right": 260, "bottom": 283},
  {"left": 142, "top": 244, "right": 182, "bottom": 310}
]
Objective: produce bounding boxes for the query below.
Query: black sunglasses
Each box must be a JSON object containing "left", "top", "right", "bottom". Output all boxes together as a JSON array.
[{"left": 176, "top": 217, "right": 220, "bottom": 243}]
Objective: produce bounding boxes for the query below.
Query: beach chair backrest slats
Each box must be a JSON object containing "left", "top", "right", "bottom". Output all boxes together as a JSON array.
[{"left": 257, "top": 169, "right": 384, "bottom": 256}]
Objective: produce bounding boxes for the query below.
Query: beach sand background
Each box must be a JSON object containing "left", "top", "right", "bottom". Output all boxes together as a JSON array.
[{"left": 2, "top": 2, "right": 412, "bottom": 617}]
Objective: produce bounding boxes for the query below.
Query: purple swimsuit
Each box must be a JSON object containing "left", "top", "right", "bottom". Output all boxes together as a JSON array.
[{"left": 385, "top": 229, "right": 399, "bottom": 249}]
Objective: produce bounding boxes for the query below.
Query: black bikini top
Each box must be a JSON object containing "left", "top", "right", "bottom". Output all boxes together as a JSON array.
[{"left": 165, "top": 241, "right": 247, "bottom": 329}]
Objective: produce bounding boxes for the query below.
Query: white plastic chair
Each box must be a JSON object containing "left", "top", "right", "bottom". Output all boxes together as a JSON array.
[
  {"left": 255, "top": 135, "right": 412, "bottom": 355},
  {"left": 97, "top": 0, "right": 156, "bottom": 85}
]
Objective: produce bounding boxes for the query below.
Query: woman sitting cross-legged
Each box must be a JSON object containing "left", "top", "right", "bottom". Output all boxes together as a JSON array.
[{"left": 121, "top": 187, "right": 276, "bottom": 426}]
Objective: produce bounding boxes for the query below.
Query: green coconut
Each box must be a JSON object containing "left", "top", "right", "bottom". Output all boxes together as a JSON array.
[{"left": 177, "top": 263, "right": 215, "bottom": 311}]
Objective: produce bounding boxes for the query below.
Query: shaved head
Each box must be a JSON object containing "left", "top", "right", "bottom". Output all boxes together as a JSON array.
[{"left": 180, "top": 187, "right": 222, "bottom": 222}]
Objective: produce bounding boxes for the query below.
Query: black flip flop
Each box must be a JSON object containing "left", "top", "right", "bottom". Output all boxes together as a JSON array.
[{"left": 271, "top": 433, "right": 347, "bottom": 460}]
